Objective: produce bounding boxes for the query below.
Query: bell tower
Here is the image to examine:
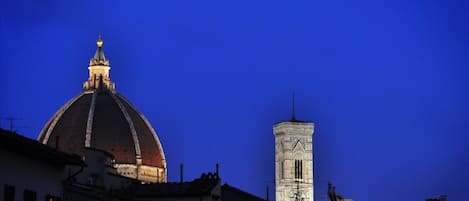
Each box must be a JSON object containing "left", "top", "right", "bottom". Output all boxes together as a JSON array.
[{"left": 274, "top": 107, "right": 314, "bottom": 201}]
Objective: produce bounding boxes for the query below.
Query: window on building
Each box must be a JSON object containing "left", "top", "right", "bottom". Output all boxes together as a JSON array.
[
  {"left": 4, "top": 185, "right": 15, "bottom": 201},
  {"left": 45, "top": 195, "right": 61, "bottom": 201},
  {"left": 23, "top": 190, "right": 36, "bottom": 201},
  {"left": 294, "top": 160, "right": 303, "bottom": 180}
]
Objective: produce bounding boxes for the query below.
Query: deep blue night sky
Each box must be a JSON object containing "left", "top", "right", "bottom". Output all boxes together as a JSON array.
[{"left": 1, "top": 0, "right": 467, "bottom": 200}]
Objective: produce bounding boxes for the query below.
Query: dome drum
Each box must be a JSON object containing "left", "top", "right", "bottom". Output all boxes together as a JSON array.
[{"left": 116, "top": 164, "right": 166, "bottom": 183}]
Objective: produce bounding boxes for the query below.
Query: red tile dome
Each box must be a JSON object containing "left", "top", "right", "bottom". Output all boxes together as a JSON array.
[
  {"left": 38, "top": 90, "right": 166, "bottom": 168},
  {"left": 37, "top": 37, "right": 166, "bottom": 183}
]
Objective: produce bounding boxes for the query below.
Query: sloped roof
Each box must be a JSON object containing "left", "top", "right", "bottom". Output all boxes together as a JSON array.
[
  {"left": 221, "top": 183, "right": 267, "bottom": 201},
  {"left": 134, "top": 174, "right": 220, "bottom": 197},
  {"left": 0, "top": 128, "right": 84, "bottom": 167}
]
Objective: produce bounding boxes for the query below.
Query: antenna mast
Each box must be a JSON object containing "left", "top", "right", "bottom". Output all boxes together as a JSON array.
[
  {"left": 291, "top": 92, "right": 296, "bottom": 121},
  {"left": 1, "top": 117, "right": 23, "bottom": 131}
]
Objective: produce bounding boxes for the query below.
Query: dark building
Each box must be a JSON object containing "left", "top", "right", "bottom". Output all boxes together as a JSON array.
[
  {"left": 1, "top": 128, "right": 263, "bottom": 201},
  {"left": 426, "top": 195, "right": 447, "bottom": 201},
  {"left": 327, "top": 183, "right": 352, "bottom": 201},
  {"left": 134, "top": 173, "right": 221, "bottom": 201},
  {"left": 221, "top": 184, "right": 267, "bottom": 201},
  {"left": 0, "top": 128, "right": 84, "bottom": 201}
]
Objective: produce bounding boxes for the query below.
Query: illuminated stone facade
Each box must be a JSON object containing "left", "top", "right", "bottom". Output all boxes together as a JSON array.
[
  {"left": 115, "top": 164, "right": 166, "bottom": 183},
  {"left": 274, "top": 121, "right": 314, "bottom": 201}
]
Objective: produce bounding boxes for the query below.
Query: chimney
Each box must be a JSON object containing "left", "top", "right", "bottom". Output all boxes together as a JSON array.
[
  {"left": 266, "top": 186, "right": 269, "bottom": 201},
  {"left": 180, "top": 163, "right": 184, "bottom": 183}
]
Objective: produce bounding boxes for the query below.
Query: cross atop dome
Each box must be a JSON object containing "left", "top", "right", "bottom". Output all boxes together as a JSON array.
[
  {"left": 97, "top": 36, "right": 103, "bottom": 47},
  {"left": 83, "top": 36, "right": 115, "bottom": 91},
  {"left": 90, "top": 36, "right": 109, "bottom": 66}
]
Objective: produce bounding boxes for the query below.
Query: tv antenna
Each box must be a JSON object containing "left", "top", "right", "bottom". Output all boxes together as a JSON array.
[
  {"left": 1, "top": 117, "right": 24, "bottom": 132},
  {"left": 291, "top": 91, "right": 296, "bottom": 121}
]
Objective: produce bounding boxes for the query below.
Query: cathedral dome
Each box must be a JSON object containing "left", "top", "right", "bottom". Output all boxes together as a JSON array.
[{"left": 37, "top": 37, "right": 166, "bottom": 183}]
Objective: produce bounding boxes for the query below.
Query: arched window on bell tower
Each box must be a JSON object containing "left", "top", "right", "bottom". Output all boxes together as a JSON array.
[
  {"left": 294, "top": 160, "right": 303, "bottom": 180},
  {"left": 281, "top": 161, "right": 284, "bottom": 179}
]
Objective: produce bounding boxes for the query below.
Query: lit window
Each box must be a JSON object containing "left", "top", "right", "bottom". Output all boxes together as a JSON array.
[{"left": 45, "top": 194, "right": 61, "bottom": 201}]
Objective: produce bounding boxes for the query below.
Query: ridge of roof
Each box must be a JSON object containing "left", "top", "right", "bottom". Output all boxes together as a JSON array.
[{"left": 135, "top": 174, "right": 220, "bottom": 197}]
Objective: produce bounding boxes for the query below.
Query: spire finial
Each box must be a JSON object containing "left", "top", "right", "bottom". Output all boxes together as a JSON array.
[
  {"left": 291, "top": 91, "right": 296, "bottom": 121},
  {"left": 84, "top": 36, "right": 114, "bottom": 91},
  {"left": 96, "top": 35, "right": 103, "bottom": 47},
  {"left": 90, "top": 35, "right": 108, "bottom": 66}
]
